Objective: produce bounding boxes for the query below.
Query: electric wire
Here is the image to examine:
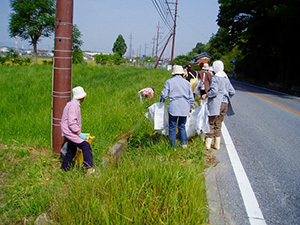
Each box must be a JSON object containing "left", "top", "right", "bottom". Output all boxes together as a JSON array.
[{"left": 150, "top": 0, "right": 173, "bottom": 30}]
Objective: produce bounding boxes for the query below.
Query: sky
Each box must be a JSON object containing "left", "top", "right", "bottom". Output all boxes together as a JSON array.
[{"left": 0, "top": 0, "right": 220, "bottom": 57}]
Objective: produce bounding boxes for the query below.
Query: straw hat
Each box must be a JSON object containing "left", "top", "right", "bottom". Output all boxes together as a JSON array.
[
  {"left": 72, "top": 86, "right": 87, "bottom": 99},
  {"left": 202, "top": 63, "right": 210, "bottom": 71},
  {"left": 172, "top": 65, "right": 185, "bottom": 75}
]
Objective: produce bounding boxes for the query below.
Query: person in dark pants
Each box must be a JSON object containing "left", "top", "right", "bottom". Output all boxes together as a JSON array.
[
  {"left": 60, "top": 86, "right": 94, "bottom": 174},
  {"left": 160, "top": 65, "right": 195, "bottom": 148}
]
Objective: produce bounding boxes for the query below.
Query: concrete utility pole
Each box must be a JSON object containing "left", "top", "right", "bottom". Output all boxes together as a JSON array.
[
  {"left": 154, "top": 1, "right": 178, "bottom": 68},
  {"left": 170, "top": 0, "right": 178, "bottom": 66},
  {"left": 128, "top": 33, "right": 133, "bottom": 59},
  {"left": 154, "top": 33, "right": 173, "bottom": 69},
  {"left": 52, "top": 0, "right": 74, "bottom": 155},
  {"left": 152, "top": 36, "right": 156, "bottom": 58},
  {"left": 156, "top": 21, "right": 162, "bottom": 60}
]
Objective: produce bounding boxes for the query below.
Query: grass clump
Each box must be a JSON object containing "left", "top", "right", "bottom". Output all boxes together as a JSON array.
[{"left": 0, "top": 64, "right": 208, "bottom": 224}]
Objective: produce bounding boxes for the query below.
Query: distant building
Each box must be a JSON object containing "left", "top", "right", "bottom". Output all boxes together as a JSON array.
[{"left": 190, "top": 52, "right": 211, "bottom": 65}]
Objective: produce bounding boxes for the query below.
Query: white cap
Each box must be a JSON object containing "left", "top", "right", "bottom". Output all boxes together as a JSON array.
[
  {"left": 72, "top": 86, "right": 87, "bottom": 100},
  {"left": 172, "top": 65, "right": 185, "bottom": 75}
]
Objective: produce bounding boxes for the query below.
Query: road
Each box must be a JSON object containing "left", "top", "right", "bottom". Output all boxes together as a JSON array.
[{"left": 207, "top": 80, "right": 300, "bottom": 225}]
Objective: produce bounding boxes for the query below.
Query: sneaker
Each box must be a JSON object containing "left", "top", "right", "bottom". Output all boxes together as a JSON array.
[{"left": 182, "top": 145, "right": 187, "bottom": 149}]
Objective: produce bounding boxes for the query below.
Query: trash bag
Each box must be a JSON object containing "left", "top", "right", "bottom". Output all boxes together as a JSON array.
[
  {"left": 137, "top": 92, "right": 143, "bottom": 103},
  {"left": 186, "top": 108, "right": 199, "bottom": 139},
  {"left": 145, "top": 102, "right": 169, "bottom": 136},
  {"left": 61, "top": 142, "right": 68, "bottom": 156},
  {"left": 196, "top": 101, "right": 210, "bottom": 134},
  {"left": 194, "top": 79, "right": 202, "bottom": 95},
  {"left": 185, "top": 101, "right": 210, "bottom": 139}
]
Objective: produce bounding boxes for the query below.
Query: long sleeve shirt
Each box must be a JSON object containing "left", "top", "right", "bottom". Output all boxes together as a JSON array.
[
  {"left": 207, "top": 76, "right": 235, "bottom": 116},
  {"left": 61, "top": 99, "right": 84, "bottom": 144},
  {"left": 139, "top": 88, "right": 154, "bottom": 98},
  {"left": 160, "top": 75, "right": 195, "bottom": 117}
]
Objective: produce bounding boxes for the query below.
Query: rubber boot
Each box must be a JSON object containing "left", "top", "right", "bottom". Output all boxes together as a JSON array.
[
  {"left": 213, "top": 137, "right": 221, "bottom": 150},
  {"left": 205, "top": 138, "right": 213, "bottom": 150}
]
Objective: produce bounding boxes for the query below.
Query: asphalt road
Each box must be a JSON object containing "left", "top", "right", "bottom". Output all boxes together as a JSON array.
[{"left": 210, "top": 80, "right": 300, "bottom": 225}]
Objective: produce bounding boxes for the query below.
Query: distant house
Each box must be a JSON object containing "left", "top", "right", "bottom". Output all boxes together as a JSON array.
[
  {"left": 190, "top": 52, "right": 211, "bottom": 65},
  {"left": 0, "top": 47, "right": 9, "bottom": 54}
]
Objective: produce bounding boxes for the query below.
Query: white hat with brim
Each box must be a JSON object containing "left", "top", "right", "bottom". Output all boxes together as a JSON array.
[
  {"left": 72, "top": 86, "right": 87, "bottom": 99},
  {"left": 172, "top": 65, "right": 185, "bottom": 75}
]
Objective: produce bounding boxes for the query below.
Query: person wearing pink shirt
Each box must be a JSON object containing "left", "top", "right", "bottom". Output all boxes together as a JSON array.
[
  {"left": 138, "top": 87, "right": 155, "bottom": 99},
  {"left": 60, "top": 86, "right": 94, "bottom": 173}
]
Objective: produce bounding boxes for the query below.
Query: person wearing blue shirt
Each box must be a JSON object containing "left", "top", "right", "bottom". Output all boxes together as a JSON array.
[{"left": 160, "top": 65, "right": 195, "bottom": 148}]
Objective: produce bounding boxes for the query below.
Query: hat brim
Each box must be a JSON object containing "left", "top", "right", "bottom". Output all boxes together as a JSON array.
[{"left": 74, "top": 93, "right": 87, "bottom": 99}]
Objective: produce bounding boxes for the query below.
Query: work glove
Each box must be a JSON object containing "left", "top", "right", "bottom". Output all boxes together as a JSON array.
[{"left": 79, "top": 133, "right": 89, "bottom": 140}]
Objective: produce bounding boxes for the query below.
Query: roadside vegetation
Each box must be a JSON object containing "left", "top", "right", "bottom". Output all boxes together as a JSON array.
[{"left": 0, "top": 64, "right": 209, "bottom": 224}]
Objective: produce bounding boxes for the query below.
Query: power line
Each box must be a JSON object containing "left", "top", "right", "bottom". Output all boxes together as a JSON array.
[{"left": 150, "top": 0, "right": 172, "bottom": 30}]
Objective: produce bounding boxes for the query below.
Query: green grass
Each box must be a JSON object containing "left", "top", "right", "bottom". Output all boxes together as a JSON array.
[{"left": 0, "top": 64, "right": 208, "bottom": 224}]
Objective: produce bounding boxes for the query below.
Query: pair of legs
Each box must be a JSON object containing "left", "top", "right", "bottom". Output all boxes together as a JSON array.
[
  {"left": 169, "top": 114, "right": 187, "bottom": 148},
  {"left": 61, "top": 139, "right": 94, "bottom": 171},
  {"left": 205, "top": 103, "right": 228, "bottom": 150},
  {"left": 206, "top": 102, "right": 228, "bottom": 138}
]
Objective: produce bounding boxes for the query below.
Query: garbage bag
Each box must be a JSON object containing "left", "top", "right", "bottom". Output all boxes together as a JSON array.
[
  {"left": 186, "top": 108, "right": 199, "bottom": 139},
  {"left": 61, "top": 142, "right": 68, "bottom": 156},
  {"left": 145, "top": 102, "right": 169, "bottom": 136},
  {"left": 196, "top": 101, "right": 210, "bottom": 134},
  {"left": 185, "top": 101, "right": 210, "bottom": 139},
  {"left": 194, "top": 80, "right": 202, "bottom": 95}
]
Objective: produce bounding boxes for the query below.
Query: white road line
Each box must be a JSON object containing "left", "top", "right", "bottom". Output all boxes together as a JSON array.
[{"left": 222, "top": 122, "right": 267, "bottom": 225}]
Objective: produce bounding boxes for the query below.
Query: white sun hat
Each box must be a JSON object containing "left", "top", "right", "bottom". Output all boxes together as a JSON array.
[
  {"left": 72, "top": 86, "right": 87, "bottom": 100},
  {"left": 172, "top": 65, "right": 185, "bottom": 75}
]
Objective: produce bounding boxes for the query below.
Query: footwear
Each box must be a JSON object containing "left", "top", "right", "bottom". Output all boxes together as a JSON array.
[
  {"left": 205, "top": 138, "right": 213, "bottom": 150},
  {"left": 87, "top": 168, "right": 95, "bottom": 175},
  {"left": 213, "top": 137, "right": 221, "bottom": 150},
  {"left": 182, "top": 144, "right": 187, "bottom": 149}
]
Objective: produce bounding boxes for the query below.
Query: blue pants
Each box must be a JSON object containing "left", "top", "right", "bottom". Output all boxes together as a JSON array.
[
  {"left": 169, "top": 114, "right": 187, "bottom": 148},
  {"left": 61, "top": 140, "right": 94, "bottom": 171}
]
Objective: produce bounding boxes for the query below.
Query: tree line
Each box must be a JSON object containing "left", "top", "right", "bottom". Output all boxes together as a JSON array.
[
  {"left": 7, "top": 0, "right": 128, "bottom": 66},
  {"left": 174, "top": 0, "right": 300, "bottom": 88},
  {"left": 7, "top": 0, "right": 300, "bottom": 89}
]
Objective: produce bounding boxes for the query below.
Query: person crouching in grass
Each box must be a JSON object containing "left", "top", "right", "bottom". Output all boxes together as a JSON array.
[{"left": 60, "top": 86, "right": 94, "bottom": 174}]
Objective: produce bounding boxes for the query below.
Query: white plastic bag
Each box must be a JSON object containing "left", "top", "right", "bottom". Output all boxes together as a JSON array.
[
  {"left": 145, "top": 102, "right": 169, "bottom": 135},
  {"left": 196, "top": 101, "right": 210, "bottom": 134},
  {"left": 61, "top": 142, "right": 68, "bottom": 156},
  {"left": 194, "top": 80, "right": 202, "bottom": 95},
  {"left": 185, "top": 101, "right": 210, "bottom": 139},
  {"left": 186, "top": 108, "right": 199, "bottom": 139}
]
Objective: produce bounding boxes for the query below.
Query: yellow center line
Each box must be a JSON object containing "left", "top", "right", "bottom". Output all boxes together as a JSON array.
[{"left": 235, "top": 85, "right": 300, "bottom": 117}]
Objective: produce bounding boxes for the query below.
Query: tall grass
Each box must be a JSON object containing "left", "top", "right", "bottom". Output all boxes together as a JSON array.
[{"left": 0, "top": 64, "right": 208, "bottom": 224}]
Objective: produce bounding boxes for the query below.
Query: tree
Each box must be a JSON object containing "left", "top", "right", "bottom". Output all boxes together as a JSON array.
[
  {"left": 94, "top": 53, "right": 111, "bottom": 65},
  {"left": 112, "top": 35, "right": 127, "bottom": 57},
  {"left": 9, "top": 0, "right": 56, "bottom": 64},
  {"left": 72, "top": 24, "right": 84, "bottom": 64},
  {"left": 217, "top": 0, "right": 300, "bottom": 85}
]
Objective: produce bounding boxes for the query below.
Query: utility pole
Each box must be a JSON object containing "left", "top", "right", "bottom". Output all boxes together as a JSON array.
[
  {"left": 128, "top": 33, "right": 133, "bottom": 59},
  {"left": 156, "top": 21, "right": 162, "bottom": 60},
  {"left": 154, "top": 33, "right": 173, "bottom": 69},
  {"left": 170, "top": 0, "right": 178, "bottom": 66},
  {"left": 144, "top": 42, "right": 148, "bottom": 56},
  {"left": 52, "top": 0, "right": 73, "bottom": 155},
  {"left": 152, "top": 36, "right": 156, "bottom": 58},
  {"left": 154, "top": 1, "right": 178, "bottom": 68}
]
